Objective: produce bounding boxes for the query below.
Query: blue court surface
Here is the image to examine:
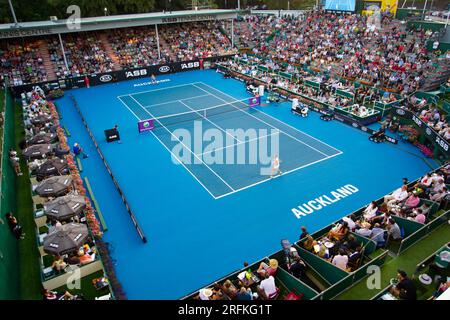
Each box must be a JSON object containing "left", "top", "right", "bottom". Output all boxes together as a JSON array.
[
  {"left": 118, "top": 82, "right": 342, "bottom": 198},
  {"left": 57, "top": 69, "right": 436, "bottom": 299}
]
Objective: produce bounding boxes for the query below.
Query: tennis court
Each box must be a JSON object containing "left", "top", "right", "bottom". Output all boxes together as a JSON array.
[
  {"left": 56, "top": 69, "right": 434, "bottom": 299},
  {"left": 117, "top": 82, "right": 342, "bottom": 198}
]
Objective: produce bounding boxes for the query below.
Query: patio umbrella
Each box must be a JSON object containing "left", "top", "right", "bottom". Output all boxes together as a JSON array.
[
  {"left": 23, "top": 144, "right": 52, "bottom": 159},
  {"left": 35, "top": 175, "right": 72, "bottom": 197},
  {"left": 27, "top": 132, "right": 57, "bottom": 145},
  {"left": 43, "top": 223, "right": 89, "bottom": 256},
  {"left": 31, "top": 114, "right": 52, "bottom": 125},
  {"left": 36, "top": 158, "right": 69, "bottom": 180},
  {"left": 44, "top": 194, "right": 86, "bottom": 221}
]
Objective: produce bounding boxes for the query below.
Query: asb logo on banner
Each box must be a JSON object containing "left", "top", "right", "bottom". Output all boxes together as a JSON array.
[
  {"left": 100, "top": 75, "right": 113, "bottom": 82},
  {"left": 138, "top": 119, "right": 154, "bottom": 133},
  {"left": 159, "top": 66, "right": 170, "bottom": 73},
  {"left": 385, "top": 136, "right": 398, "bottom": 144},
  {"left": 436, "top": 136, "right": 449, "bottom": 152},
  {"left": 126, "top": 69, "right": 147, "bottom": 78},
  {"left": 181, "top": 61, "right": 200, "bottom": 70},
  {"left": 248, "top": 96, "right": 260, "bottom": 107}
]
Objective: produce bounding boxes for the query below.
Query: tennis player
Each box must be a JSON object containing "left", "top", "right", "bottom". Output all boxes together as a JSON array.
[
  {"left": 150, "top": 74, "right": 157, "bottom": 85},
  {"left": 271, "top": 154, "right": 282, "bottom": 178}
]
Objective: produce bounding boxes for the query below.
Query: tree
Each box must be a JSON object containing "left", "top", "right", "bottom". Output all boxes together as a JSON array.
[{"left": 0, "top": 0, "right": 156, "bottom": 23}]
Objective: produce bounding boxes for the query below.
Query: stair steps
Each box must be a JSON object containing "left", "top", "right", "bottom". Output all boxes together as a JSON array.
[
  {"left": 98, "top": 33, "right": 122, "bottom": 71},
  {"left": 37, "top": 39, "right": 57, "bottom": 81}
]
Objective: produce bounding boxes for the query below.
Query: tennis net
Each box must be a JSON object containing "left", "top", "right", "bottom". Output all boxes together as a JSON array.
[{"left": 151, "top": 98, "right": 252, "bottom": 129}]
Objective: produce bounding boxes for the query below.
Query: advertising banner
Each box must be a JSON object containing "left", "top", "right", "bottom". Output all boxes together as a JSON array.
[
  {"left": 248, "top": 96, "right": 261, "bottom": 107},
  {"left": 393, "top": 107, "right": 450, "bottom": 156},
  {"left": 138, "top": 119, "right": 154, "bottom": 133}
]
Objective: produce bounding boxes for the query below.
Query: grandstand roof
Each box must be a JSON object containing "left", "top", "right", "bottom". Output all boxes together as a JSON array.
[{"left": 0, "top": 9, "right": 239, "bottom": 39}]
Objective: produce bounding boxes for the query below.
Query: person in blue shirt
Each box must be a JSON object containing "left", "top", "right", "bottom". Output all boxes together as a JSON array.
[
  {"left": 236, "top": 287, "right": 253, "bottom": 300},
  {"left": 371, "top": 223, "right": 386, "bottom": 246},
  {"left": 73, "top": 143, "right": 88, "bottom": 158}
]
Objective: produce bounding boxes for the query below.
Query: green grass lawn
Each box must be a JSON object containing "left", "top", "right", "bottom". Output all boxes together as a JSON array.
[
  {"left": 13, "top": 100, "right": 42, "bottom": 299},
  {"left": 54, "top": 270, "right": 110, "bottom": 300},
  {"left": 0, "top": 88, "right": 21, "bottom": 299},
  {"left": 334, "top": 223, "right": 450, "bottom": 300}
]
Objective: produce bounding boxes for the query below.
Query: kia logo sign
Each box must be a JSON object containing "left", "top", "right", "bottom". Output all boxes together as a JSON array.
[
  {"left": 159, "top": 66, "right": 170, "bottom": 73},
  {"left": 396, "top": 109, "right": 405, "bottom": 116},
  {"left": 100, "top": 75, "right": 112, "bottom": 82},
  {"left": 426, "top": 128, "right": 432, "bottom": 135}
]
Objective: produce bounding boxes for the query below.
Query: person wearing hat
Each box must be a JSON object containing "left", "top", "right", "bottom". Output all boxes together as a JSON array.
[
  {"left": 199, "top": 288, "right": 213, "bottom": 300},
  {"left": 73, "top": 143, "right": 88, "bottom": 159},
  {"left": 355, "top": 221, "right": 372, "bottom": 237},
  {"left": 390, "top": 270, "right": 417, "bottom": 300},
  {"left": 257, "top": 259, "right": 279, "bottom": 278}
]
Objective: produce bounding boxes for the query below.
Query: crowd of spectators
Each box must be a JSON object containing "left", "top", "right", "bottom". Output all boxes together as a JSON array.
[
  {"left": 1, "top": 22, "right": 236, "bottom": 85},
  {"left": 0, "top": 39, "right": 48, "bottom": 86},
  {"left": 15, "top": 87, "right": 106, "bottom": 298},
  {"left": 195, "top": 259, "right": 281, "bottom": 300},
  {"left": 293, "top": 165, "right": 450, "bottom": 273},
  {"left": 297, "top": 224, "right": 364, "bottom": 272},
  {"left": 250, "top": 11, "right": 442, "bottom": 95},
  {"left": 400, "top": 94, "right": 450, "bottom": 142},
  {"left": 234, "top": 15, "right": 279, "bottom": 48},
  {"left": 182, "top": 159, "right": 450, "bottom": 301},
  {"left": 220, "top": 56, "right": 391, "bottom": 118},
  {"left": 1, "top": 10, "right": 447, "bottom": 90},
  {"left": 48, "top": 33, "right": 115, "bottom": 79},
  {"left": 108, "top": 26, "right": 164, "bottom": 69},
  {"left": 160, "top": 22, "right": 235, "bottom": 62}
]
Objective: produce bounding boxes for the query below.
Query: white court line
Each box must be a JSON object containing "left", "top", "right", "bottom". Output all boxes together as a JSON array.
[
  {"left": 117, "top": 82, "right": 202, "bottom": 98},
  {"left": 118, "top": 96, "right": 142, "bottom": 120},
  {"left": 178, "top": 100, "right": 243, "bottom": 143},
  {"left": 117, "top": 97, "right": 219, "bottom": 199},
  {"left": 135, "top": 98, "right": 249, "bottom": 122},
  {"left": 196, "top": 131, "right": 280, "bottom": 157},
  {"left": 192, "top": 83, "right": 331, "bottom": 158},
  {"left": 214, "top": 152, "right": 342, "bottom": 200},
  {"left": 141, "top": 94, "right": 212, "bottom": 109},
  {"left": 199, "top": 81, "right": 343, "bottom": 155},
  {"left": 128, "top": 95, "right": 236, "bottom": 193},
  {"left": 118, "top": 83, "right": 343, "bottom": 200}
]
